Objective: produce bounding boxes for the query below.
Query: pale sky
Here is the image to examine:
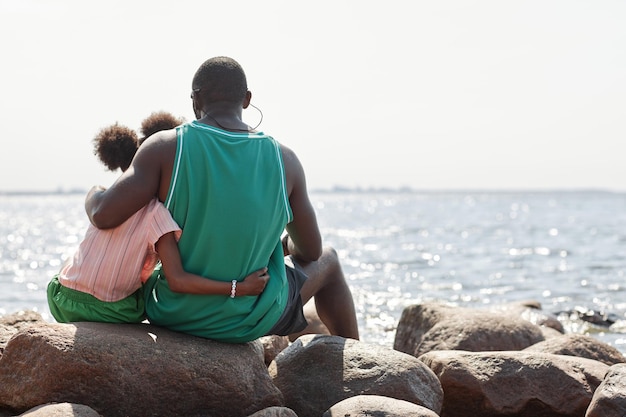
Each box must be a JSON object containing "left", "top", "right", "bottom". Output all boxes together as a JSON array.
[{"left": 1, "top": 0, "right": 625, "bottom": 192}]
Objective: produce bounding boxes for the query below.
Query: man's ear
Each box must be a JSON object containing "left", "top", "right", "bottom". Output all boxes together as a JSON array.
[
  {"left": 192, "top": 94, "right": 203, "bottom": 119},
  {"left": 242, "top": 90, "right": 252, "bottom": 109}
]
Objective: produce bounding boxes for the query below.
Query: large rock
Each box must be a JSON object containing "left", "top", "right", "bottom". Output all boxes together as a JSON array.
[
  {"left": 269, "top": 334, "right": 443, "bottom": 417},
  {"left": 259, "top": 335, "right": 290, "bottom": 366},
  {"left": 394, "top": 302, "right": 545, "bottom": 357},
  {"left": 420, "top": 350, "right": 609, "bottom": 417},
  {"left": 585, "top": 363, "right": 626, "bottom": 417},
  {"left": 524, "top": 333, "right": 626, "bottom": 366},
  {"left": 17, "top": 403, "right": 102, "bottom": 417},
  {"left": 0, "top": 310, "right": 44, "bottom": 356},
  {"left": 491, "top": 300, "right": 564, "bottom": 333},
  {"left": 0, "top": 322, "right": 283, "bottom": 417},
  {"left": 247, "top": 406, "right": 298, "bottom": 417},
  {"left": 322, "top": 395, "right": 440, "bottom": 417}
]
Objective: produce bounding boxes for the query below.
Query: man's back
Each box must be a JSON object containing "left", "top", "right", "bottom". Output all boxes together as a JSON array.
[{"left": 144, "top": 122, "right": 292, "bottom": 342}]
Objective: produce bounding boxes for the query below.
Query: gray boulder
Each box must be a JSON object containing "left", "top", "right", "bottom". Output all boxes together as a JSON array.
[
  {"left": 524, "top": 333, "right": 626, "bottom": 366},
  {"left": 420, "top": 350, "right": 608, "bottom": 417},
  {"left": 585, "top": 363, "right": 626, "bottom": 417},
  {"left": 269, "top": 334, "right": 443, "bottom": 417},
  {"left": 0, "top": 321, "right": 283, "bottom": 417},
  {"left": 17, "top": 403, "right": 102, "bottom": 417},
  {"left": 247, "top": 406, "right": 298, "bottom": 417},
  {"left": 0, "top": 310, "right": 44, "bottom": 356},
  {"left": 394, "top": 302, "right": 545, "bottom": 357},
  {"left": 322, "top": 394, "right": 440, "bottom": 417},
  {"left": 259, "top": 335, "right": 290, "bottom": 366},
  {"left": 492, "top": 300, "right": 564, "bottom": 333}
]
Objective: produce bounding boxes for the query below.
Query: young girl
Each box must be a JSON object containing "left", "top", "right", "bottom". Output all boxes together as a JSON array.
[{"left": 47, "top": 112, "right": 269, "bottom": 323}]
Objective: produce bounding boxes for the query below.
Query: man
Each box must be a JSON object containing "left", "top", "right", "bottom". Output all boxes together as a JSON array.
[{"left": 85, "top": 56, "right": 359, "bottom": 343}]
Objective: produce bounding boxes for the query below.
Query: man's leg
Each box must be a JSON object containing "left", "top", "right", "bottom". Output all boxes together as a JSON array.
[{"left": 295, "top": 247, "right": 360, "bottom": 340}]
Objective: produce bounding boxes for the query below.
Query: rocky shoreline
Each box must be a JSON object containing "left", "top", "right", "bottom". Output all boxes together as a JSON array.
[{"left": 1, "top": 301, "right": 625, "bottom": 417}]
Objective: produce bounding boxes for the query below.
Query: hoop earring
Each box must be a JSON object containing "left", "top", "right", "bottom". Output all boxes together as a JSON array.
[{"left": 246, "top": 103, "right": 264, "bottom": 131}]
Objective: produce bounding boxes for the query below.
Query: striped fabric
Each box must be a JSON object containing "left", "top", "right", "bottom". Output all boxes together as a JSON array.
[{"left": 59, "top": 198, "right": 180, "bottom": 302}]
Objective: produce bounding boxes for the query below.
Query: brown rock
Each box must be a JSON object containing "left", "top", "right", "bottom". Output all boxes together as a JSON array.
[
  {"left": 0, "top": 322, "right": 283, "bottom": 417},
  {"left": 322, "top": 394, "right": 441, "bottom": 417},
  {"left": 0, "top": 310, "right": 43, "bottom": 355},
  {"left": 269, "top": 334, "right": 443, "bottom": 417},
  {"left": 525, "top": 333, "right": 626, "bottom": 366},
  {"left": 260, "top": 335, "right": 290, "bottom": 366},
  {"left": 540, "top": 325, "right": 565, "bottom": 340},
  {"left": 17, "top": 403, "right": 103, "bottom": 416},
  {"left": 247, "top": 406, "right": 298, "bottom": 417},
  {"left": 495, "top": 300, "right": 565, "bottom": 333},
  {"left": 585, "top": 363, "right": 626, "bottom": 417},
  {"left": 420, "top": 350, "right": 608, "bottom": 417},
  {"left": 394, "top": 302, "right": 545, "bottom": 357},
  {"left": 0, "top": 310, "right": 43, "bottom": 327}
]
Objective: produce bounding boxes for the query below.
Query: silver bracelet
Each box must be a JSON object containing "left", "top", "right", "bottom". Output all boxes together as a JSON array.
[{"left": 230, "top": 280, "right": 237, "bottom": 298}]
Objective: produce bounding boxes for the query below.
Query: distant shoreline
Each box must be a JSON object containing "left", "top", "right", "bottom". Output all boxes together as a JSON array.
[
  {"left": 0, "top": 189, "right": 87, "bottom": 196},
  {"left": 0, "top": 187, "right": 622, "bottom": 196}
]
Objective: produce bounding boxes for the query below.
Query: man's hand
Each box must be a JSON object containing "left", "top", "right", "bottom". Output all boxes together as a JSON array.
[
  {"left": 85, "top": 185, "right": 107, "bottom": 227},
  {"left": 282, "top": 234, "right": 290, "bottom": 256}
]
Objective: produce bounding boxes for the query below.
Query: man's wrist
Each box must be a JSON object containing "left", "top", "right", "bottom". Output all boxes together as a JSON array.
[{"left": 230, "top": 280, "right": 237, "bottom": 298}]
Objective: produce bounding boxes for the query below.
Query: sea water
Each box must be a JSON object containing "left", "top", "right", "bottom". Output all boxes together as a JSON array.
[{"left": 1, "top": 190, "right": 625, "bottom": 353}]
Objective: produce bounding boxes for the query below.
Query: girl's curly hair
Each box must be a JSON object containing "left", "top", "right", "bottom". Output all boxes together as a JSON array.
[
  {"left": 92, "top": 123, "right": 138, "bottom": 172},
  {"left": 140, "top": 111, "right": 185, "bottom": 142},
  {"left": 93, "top": 112, "right": 184, "bottom": 172}
]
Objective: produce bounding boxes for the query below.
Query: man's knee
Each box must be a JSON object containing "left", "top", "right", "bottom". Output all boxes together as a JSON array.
[
  {"left": 321, "top": 246, "right": 339, "bottom": 264},
  {"left": 319, "top": 246, "right": 344, "bottom": 276}
]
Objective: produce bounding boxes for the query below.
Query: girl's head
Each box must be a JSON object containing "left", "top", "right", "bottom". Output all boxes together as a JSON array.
[
  {"left": 140, "top": 111, "right": 185, "bottom": 143},
  {"left": 93, "top": 124, "right": 138, "bottom": 172},
  {"left": 93, "top": 111, "right": 184, "bottom": 172}
]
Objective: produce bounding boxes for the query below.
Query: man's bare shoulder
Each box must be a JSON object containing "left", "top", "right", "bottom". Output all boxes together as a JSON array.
[
  {"left": 139, "top": 128, "right": 178, "bottom": 153},
  {"left": 148, "top": 128, "right": 178, "bottom": 143},
  {"left": 278, "top": 142, "right": 298, "bottom": 165},
  {"left": 278, "top": 142, "right": 306, "bottom": 193}
]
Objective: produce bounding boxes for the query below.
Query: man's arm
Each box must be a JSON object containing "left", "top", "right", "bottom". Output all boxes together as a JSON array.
[
  {"left": 281, "top": 144, "right": 323, "bottom": 262},
  {"left": 156, "top": 232, "right": 269, "bottom": 295},
  {"left": 85, "top": 131, "right": 173, "bottom": 229}
]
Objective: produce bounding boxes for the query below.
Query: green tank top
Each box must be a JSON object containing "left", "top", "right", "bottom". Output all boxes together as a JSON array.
[{"left": 144, "top": 121, "right": 292, "bottom": 342}]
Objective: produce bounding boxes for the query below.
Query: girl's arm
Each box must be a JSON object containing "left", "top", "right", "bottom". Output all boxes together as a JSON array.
[{"left": 155, "top": 232, "right": 269, "bottom": 296}]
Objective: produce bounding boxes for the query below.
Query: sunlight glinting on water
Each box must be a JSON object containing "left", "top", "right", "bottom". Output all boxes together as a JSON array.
[
  {"left": 1, "top": 191, "right": 626, "bottom": 352},
  {"left": 314, "top": 191, "right": 626, "bottom": 350}
]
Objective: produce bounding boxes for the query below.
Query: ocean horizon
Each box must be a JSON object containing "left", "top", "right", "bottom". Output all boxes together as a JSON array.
[{"left": 1, "top": 186, "right": 624, "bottom": 196}]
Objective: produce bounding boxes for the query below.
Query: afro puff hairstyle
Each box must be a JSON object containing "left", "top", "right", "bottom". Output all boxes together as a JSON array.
[
  {"left": 92, "top": 124, "right": 139, "bottom": 172},
  {"left": 139, "top": 111, "right": 185, "bottom": 143},
  {"left": 93, "top": 111, "right": 184, "bottom": 172}
]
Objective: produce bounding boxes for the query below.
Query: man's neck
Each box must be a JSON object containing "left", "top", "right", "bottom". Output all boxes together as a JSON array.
[{"left": 198, "top": 110, "right": 249, "bottom": 132}]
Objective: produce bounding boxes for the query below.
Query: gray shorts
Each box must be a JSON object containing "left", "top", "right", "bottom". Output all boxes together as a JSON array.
[{"left": 265, "top": 262, "right": 308, "bottom": 336}]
